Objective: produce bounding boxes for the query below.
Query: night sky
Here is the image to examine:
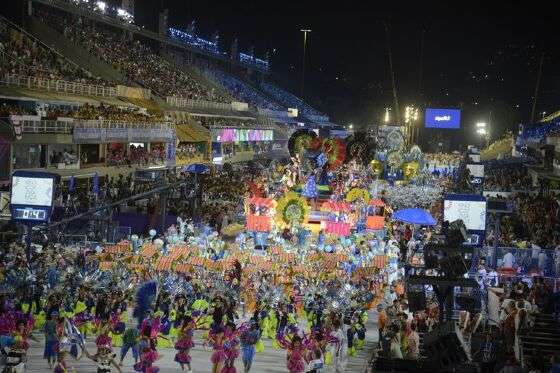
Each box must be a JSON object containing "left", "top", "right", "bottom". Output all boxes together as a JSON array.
[
  {"left": 136, "top": 0, "right": 558, "bottom": 145},
  {"left": 9, "top": 0, "right": 560, "bottom": 148}
]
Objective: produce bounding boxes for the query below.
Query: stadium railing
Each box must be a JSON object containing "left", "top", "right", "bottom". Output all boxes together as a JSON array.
[
  {"left": 166, "top": 96, "right": 233, "bottom": 112},
  {"left": 481, "top": 245, "right": 559, "bottom": 278},
  {"left": 16, "top": 118, "right": 173, "bottom": 134},
  {"left": 1, "top": 74, "right": 117, "bottom": 97}
]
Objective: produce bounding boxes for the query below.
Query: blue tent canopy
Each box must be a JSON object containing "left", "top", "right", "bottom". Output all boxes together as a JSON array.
[
  {"left": 184, "top": 163, "right": 209, "bottom": 174},
  {"left": 392, "top": 208, "right": 437, "bottom": 226}
]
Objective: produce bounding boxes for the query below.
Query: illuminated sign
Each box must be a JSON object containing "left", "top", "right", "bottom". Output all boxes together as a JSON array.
[{"left": 425, "top": 108, "right": 461, "bottom": 129}]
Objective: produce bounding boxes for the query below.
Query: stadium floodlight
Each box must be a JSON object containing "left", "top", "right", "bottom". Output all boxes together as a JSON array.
[
  {"left": 96, "top": 1, "right": 106, "bottom": 12},
  {"left": 476, "top": 122, "right": 486, "bottom": 128},
  {"left": 384, "top": 107, "right": 391, "bottom": 123},
  {"left": 476, "top": 128, "right": 487, "bottom": 135}
]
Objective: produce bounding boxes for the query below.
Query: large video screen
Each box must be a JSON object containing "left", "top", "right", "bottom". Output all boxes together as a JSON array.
[
  {"left": 466, "top": 164, "right": 485, "bottom": 178},
  {"left": 444, "top": 197, "right": 486, "bottom": 231},
  {"left": 425, "top": 108, "right": 461, "bottom": 129},
  {"left": 11, "top": 176, "right": 54, "bottom": 207}
]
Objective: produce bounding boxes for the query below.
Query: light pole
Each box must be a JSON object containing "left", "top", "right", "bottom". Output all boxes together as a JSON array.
[
  {"left": 404, "top": 105, "right": 419, "bottom": 146},
  {"left": 300, "top": 29, "right": 311, "bottom": 97},
  {"left": 476, "top": 122, "right": 489, "bottom": 147}
]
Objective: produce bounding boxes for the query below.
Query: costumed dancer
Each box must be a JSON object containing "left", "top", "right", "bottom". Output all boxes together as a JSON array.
[
  {"left": 53, "top": 351, "right": 75, "bottom": 373},
  {"left": 278, "top": 333, "right": 307, "bottom": 373},
  {"left": 134, "top": 343, "right": 160, "bottom": 373},
  {"left": 330, "top": 318, "right": 348, "bottom": 373},
  {"left": 43, "top": 311, "right": 61, "bottom": 368},
  {"left": 119, "top": 326, "right": 139, "bottom": 366},
  {"left": 208, "top": 325, "right": 227, "bottom": 373},
  {"left": 95, "top": 316, "right": 113, "bottom": 353},
  {"left": 240, "top": 320, "right": 261, "bottom": 373},
  {"left": 174, "top": 315, "right": 195, "bottom": 372},
  {"left": 222, "top": 321, "right": 240, "bottom": 373},
  {"left": 82, "top": 343, "right": 123, "bottom": 373}
]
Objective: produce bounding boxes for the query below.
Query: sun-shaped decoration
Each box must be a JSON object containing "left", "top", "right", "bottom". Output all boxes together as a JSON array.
[
  {"left": 288, "top": 130, "right": 317, "bottom": 157},
  {"left": 275, "top": 192, "right": 310, "bottom": 228},
  {"left": 322, "top": 138, "right": 346, "bottom": 170},
  {"left": 345, "top": 187, "right": 371, "bottom": 204}
]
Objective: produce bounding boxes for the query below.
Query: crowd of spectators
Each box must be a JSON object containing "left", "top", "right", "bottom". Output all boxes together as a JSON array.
[
  {"left": 176, "top": 143, "right": 206, "bottom": 162},
  {"left": 484, "top": 164, "right": 533, "bottom": 192},
  {"left": 0, "top": 102, "right": 34, "bottom": 116},
  {"left": 424, "top": 152, "right": 462, "bottom": 168},
  {"left": 106, "top": 144, "right": 166, "bottom": 167},
  {"left": 0, "top": 18, "right": 108, "bottom": 85},
  {"left": 0, "top": 99, "right": 165, "bottom": 123},
  {"left": 202, "top": 67, "right": 284, "bottom": 110},
  {"left": 261, "top": 82, "right": 325, "bottom": 117},
  {"left": 35, "top": 9, "right": 229, "bottom": 102},
  {"left": 479, "top": 276, "right": 556, "bottom": 373},
  {"left": 69, "top": 103, "right": 164, "bottom": 122}
]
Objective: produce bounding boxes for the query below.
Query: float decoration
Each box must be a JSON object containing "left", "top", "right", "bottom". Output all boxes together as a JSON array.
[
  {"left": 345, "top": 187, "right": 370, "bottom": 204},
  {"left": 369, "top": 159, "right": 384, "bottom": 177},
  {"left": 275, "top": 192, "right": 310, "bottom": 227},
  {"left": 288, "top": 129, "right": 317, "bottom": 157},
  {"left": 321, "top": 138, "right": 346, "bottom": 170}
]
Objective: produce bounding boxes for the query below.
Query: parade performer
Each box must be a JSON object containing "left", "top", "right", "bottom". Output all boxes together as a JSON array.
[
  {"left": 53, "top": 351, "right": 74, "bottom": 373},
  {"left": 222, "top": 321, "right": 240, "bottom": 373},
  {"left": 208, "top": 325, "right": 228, "bottom": 373},
  {"left": 134, "top": 343, "right": 160, "bottom": 373},
  {"left": 174, "top": 315, "right": 195, "bottom": 372},
  {"left": 95, "top": 316, "right": 113, "bottom": 352},
  {"left": 278, "top": 333, "right": 307, "bottom": 373},
  {"left": 240, "top": 320, "right": 261, "bottom": 373},
  {"left": 82, "top": 344, "right": 123, "bottom": 373},
  {"left": 119, "top": 326, "right": 139, "bottom": 366},
  {"left": 43, "top": 311, "right": 60, "bottom": 368},
  {"left": 330, "top": 319, "right": 347, "bottom": 373},
  {"left": 13, "top": 318, "right": 37, "bottom": 352}
]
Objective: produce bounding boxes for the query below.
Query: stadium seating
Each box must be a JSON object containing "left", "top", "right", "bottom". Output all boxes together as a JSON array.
[
  {"left": 202, "top": 67, "right": 284, "bottom": 111},
  {"left": 261, "top": 82, "right": 325, "bottom": 117},
  {"left": 34, "top": 8, "right": 230, "bottom": 102},
  {"left": 0, "top": 16, "right": 107, "bottom": 86}
]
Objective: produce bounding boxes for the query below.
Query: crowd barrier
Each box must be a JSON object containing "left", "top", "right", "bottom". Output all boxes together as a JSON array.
[
  {"left": 166, "top": 96, "right": 243, "bottom": 112},
  {"left": 480, "top": 246, "right": 559, "bottom": 278},
  {"left": 1, "top": 74, "right": 116, "bottom": 97}
]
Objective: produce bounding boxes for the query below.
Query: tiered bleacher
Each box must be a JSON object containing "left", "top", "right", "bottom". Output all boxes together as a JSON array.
[
  {"left": 0, "top": 15, "right": 108, "bottom": 86},
  {"left": 34, "top": 7, "right": 230, "bottom": 101},
  {"left": 201, "top": 67, "right": 284, "bottom": 110},
  {"left": 261, "top": 82, "right": 325, "bottom": 118}
]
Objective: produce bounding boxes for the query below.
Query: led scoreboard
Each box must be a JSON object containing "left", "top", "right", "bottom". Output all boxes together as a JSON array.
[{"left": 10, "top": 170, "right": 58, "bottom": 223}]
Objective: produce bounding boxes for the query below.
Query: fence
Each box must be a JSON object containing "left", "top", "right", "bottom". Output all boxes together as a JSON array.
[
  {"left": 480, "top": 246, "right": 560, "bottom": 278},
  {"left": 20, "top": 119, "right": 73, "bottom": 134},
  {"left": 1, "top": 74, "right": 117, "bottom": 97},
  {"left": 166, "top": 96, "right": 236, "bottom": 112},
  {"left": 13, "top": 118, "right": 173, "bottom": 133}
]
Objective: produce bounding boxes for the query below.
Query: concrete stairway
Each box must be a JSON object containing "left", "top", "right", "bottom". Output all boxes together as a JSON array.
[
  {"left": 27, "top": 17, "right": 126, "bottom": 84},
  {"left": 521, "top": 313, "right": 560, "bottom": 369}
]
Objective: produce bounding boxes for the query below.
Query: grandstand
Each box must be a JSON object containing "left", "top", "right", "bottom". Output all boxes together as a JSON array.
[{"left": 0, "top": 0, "right": 339, "bottom": 182}]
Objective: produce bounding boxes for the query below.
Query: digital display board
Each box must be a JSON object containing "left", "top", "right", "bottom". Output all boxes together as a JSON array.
[
  {"left": 466, "top": 164, "right": 485, "bottom": 178},
  {"left": 425, "top": 108, "right": 461, "bottom": 129},
  {"left": 444, "top": 196, "right": 487, "bottom": 232},
  {"left": 11, "top": 176, "right": 54, "bottom": 206}
]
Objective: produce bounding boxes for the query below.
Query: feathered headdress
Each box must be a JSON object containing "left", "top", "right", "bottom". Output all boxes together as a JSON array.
[{"left": 133, "top": 280, "right": 158, "bottom": 325}]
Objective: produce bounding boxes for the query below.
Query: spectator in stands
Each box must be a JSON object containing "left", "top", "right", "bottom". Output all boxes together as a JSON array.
[
  {"left": 35, "top": 8, "right": 229, "bottom": 102},
  {"left": 202, "top": 67, "right": 283, "bottom": 110},
  {"left": 0, "top": 18, "right": 107, "bottom": 85}
]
